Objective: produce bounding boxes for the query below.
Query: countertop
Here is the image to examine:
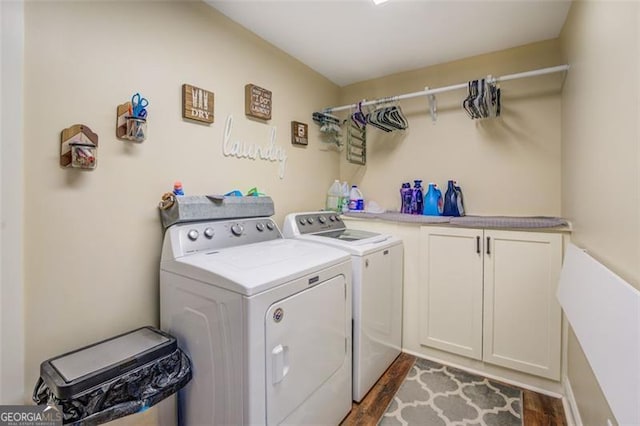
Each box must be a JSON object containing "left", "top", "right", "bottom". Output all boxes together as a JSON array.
[{"left": 343, "top": 211, "right": 571, "bottom": 231}]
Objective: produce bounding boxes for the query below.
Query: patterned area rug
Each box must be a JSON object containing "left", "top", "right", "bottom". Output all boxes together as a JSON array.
[{"left": 379, "top": 358, "right": 523, "bottom": 426}]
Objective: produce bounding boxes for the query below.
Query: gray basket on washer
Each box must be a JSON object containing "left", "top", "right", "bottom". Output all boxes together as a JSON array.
[{"left": 159, "top": 195, "right": 275, "bottom": 230}]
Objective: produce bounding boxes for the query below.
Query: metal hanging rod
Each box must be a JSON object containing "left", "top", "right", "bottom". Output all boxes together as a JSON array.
[{"left": 321, "top": 64, "right": 569, "bottom": 114}]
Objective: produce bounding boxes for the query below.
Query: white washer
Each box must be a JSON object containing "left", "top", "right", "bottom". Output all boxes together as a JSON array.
[
  {"left": 283, "top": 212, "right": 403, "bottom": 402},
  {"left": 160, "top": 216, "right": 352, "bottom": 425}
]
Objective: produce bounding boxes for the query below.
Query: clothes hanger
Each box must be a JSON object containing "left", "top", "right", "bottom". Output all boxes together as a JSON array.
[
  {"left": 385, "top": 104, "right": 408, "bottom": 130},
  {"left": 375, "top": 104, "right": 394, "bottom": 131},
  {"left": 394, "top": 102, "right": 409, "bottom": 129},
  {"left": 475, "top": 78, "right": 488, "bottom": 118},
  {"left": 367, "top": 103, "right": 393, "bottom": 132},
  {"left": 381, "top": 99, "right": 408, "bottom": 131},
  {"left": 352, "top": 101, "right": 368, "bottom": 128},
  {"left": 362, "top": 97, "right": 408, "bottom": 132},
  {"left": 463, "top": 80, "right": 477, "bottom": 119},
  {"left": 484, "top": 77, "right": 501, "bottom": 118}
]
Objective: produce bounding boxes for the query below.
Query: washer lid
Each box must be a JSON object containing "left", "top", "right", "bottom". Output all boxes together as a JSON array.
[
  {"left": 317, "top": 228, "right": 387, "bottom": 243},
  {"left": 293, "top": 232, "right": 401, "bottom": 255},
  {"left": 161, "top": 238, "right": 350, "bottom": 296}
]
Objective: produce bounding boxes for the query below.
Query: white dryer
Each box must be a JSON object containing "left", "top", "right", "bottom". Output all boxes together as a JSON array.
[
  {"left": 160, "top": 216, "right": 352, "bottom": 425},
  {"left": 283, "top": 212, "right": 403, "bottom": 402}
]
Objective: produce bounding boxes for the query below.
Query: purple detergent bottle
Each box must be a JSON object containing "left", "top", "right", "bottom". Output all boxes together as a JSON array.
[
  {"left": 400, "top": 182, "right": 412, "bottom": 213},
  {"left": 411, "top": 180, "right": 424, "bottom": 215}
]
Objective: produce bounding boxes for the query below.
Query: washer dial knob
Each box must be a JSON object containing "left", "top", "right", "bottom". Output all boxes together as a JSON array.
[
  {"left": 299, "top": 218, "right": 306, "bottom": 226},
  {"left": 204, "top": 227, "right": 214, "bottom": 239},
  {"left": 231, "top": 224, "right": 244, "bottom": 236},
  {"left": 256, "top": 223, "right": 265, "bottom": 232},
  {"left": 318, "top": 216, "right": 327, "bottom": 224},
  {"left": 187, "top": 229, "right": 199, "bottom": 241},
  {"left": 266, "top": 222, "right": 275, "bottom": 231},
  {"left": 307, "top": 217, "right": 314, "bottom": 225}
]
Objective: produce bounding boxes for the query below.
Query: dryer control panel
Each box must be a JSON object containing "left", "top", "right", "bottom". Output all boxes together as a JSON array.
[
  {"left": 163, "top": 218, "right": 282, "bottom": 258},
  {"left": 283, "top": 212, "right": 347, "bottom": 236}
]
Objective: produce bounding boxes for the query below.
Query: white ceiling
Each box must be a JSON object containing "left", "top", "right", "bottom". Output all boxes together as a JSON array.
[{"left": 206, "top": 0, "right": 572, "bottom": 87}]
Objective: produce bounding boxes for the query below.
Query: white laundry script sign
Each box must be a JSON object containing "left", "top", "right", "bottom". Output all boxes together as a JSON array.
[{"left": 222, "top": 115, "right": 287, "bottom": 179}]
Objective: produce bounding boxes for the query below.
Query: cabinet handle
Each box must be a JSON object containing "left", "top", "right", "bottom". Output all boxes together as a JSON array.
[
  {"left": 486, "top": 236, "right": 491, "bottom": 255},
  {"left": 476, "top": 236, "right": 480, "bottom": 254}
]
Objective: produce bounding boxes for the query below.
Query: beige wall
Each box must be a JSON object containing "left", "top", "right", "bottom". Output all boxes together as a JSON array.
[
  {"left": 20, "top": 3, "right": 640, "bottom": 424},
  {"left": 560, "top": 1, "right": 639, "bottom": 425},
  {"left": 23, "top": 1, "right": 339, "bottom": 399},
  {"left": 339, "top": 40, "right": 563, "bottom": 217},
  {"left": 1, "top": 0, "right": 25, "bottom": 405}
]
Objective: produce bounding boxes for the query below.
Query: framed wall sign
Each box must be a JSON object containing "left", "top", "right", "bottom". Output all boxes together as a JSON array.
[
  {"left": 182, "top": 84, "right": 214, "bottom": 124},
  {"left": 245, "top": 84, "right": 272, "bottom": 120},
  {"left": 291, "top": 121, "right": 308, "bottom": 146}
]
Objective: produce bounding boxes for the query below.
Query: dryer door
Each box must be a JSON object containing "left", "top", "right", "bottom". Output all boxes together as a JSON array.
[{"left": 265, "top": 275, "right": 347, "bottom": 425}]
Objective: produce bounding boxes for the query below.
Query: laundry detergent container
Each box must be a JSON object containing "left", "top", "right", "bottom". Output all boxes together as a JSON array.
[{"left": 33, "top": 326, "right": 191, "bottom": 425}]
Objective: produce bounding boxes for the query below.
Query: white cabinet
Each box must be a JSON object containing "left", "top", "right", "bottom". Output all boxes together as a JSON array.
[
  {"left": 419, "top": 227, "right": 483, "bottom": 360},
  {"left": 419, "top": 227, "right": 562, "bottom": 380},
  {"left": 482, "top": 229, "right": 562, "bottom": 379}
]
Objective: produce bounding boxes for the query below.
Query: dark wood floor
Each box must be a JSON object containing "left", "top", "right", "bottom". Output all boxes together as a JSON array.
[
  {"left": 341, "top": 353, "right": 567, "bottom": 426},
  {"left": 341, "top": 352, "right": 416, "bottom": 425},
  {"left": 522, "top": 390, "right": 567, "bottom": 426}
]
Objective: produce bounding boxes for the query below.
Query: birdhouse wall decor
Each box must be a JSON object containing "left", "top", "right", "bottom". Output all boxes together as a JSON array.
[{"left": 60, "top": 124, "right": 98, "bottom": 170}]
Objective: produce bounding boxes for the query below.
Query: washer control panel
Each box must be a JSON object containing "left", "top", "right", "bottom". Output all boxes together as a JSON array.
[
  {"left": 172, "top": 218, "right": 281, "bottom": 255},
  {"left": 291, "top": 212, "right": 346, "bottom": 235}
]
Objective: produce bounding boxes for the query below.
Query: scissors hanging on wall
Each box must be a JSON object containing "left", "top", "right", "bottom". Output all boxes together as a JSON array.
[{"left": 130, "top": 92, "right": 149, "bottom": 119}]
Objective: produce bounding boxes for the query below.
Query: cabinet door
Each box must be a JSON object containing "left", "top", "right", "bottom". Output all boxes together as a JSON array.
[
  {"left": 419, "top": 227, "right": 483, "bottom": 360},
  {"left": 483, "top": 230, "right": 562, "bottom": 380}
]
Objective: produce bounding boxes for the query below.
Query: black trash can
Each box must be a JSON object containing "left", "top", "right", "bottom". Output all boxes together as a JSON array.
[{"left": 33, "top": 326, "right": 191, "bottom": 425}]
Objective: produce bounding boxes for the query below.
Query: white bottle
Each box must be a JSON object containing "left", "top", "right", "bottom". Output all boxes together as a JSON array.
[
  {"left": 326, "top": 180, "right": 342, "bottom": 212},
  {"left": 349, "top": 185, "right": 364, "bottom": 211},
  {"left": 340, "top": 181, "right": 350, "bottom": 213}
]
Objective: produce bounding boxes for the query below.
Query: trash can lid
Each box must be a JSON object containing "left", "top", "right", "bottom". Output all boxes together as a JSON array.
[{"left": 51, "top": 328, "right": 170, "bottom": 381}]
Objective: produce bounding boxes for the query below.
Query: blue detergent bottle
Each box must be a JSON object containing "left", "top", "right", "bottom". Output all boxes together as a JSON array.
[
  {"left": 443, "top": 180, "right": 461, "bottom": 216},
  {"left": 423, "top": 183, "right": 442, "bottom": 216},
  {"left": 411, "top": 180, "right": 424, "bottom": 215},
  {"left": 400, "top": 183, "right": 412, "bottom": 214}
]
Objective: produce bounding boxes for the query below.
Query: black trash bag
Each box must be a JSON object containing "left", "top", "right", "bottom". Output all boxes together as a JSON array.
[{"left": 33, "top": 349, "right": 191, "bottom": 425}]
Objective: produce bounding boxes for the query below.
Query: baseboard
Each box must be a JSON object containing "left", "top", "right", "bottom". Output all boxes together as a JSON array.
[
  {"left": 562, "top": 376, "right": 582, "bottom": 426},
  {"left": 402, "top": 349, "right": 563, "bottom": 399}
]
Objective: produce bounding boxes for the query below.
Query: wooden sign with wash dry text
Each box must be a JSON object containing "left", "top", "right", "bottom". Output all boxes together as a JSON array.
[
  {"left": 291, "top": 121, "right": 308, "bottom": 146},
  {"left": 182, "top": 84, "right": 214, "bottom": 124},
  {"left": 245, "top": 84, "right": 272, "bottom": 120}
]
